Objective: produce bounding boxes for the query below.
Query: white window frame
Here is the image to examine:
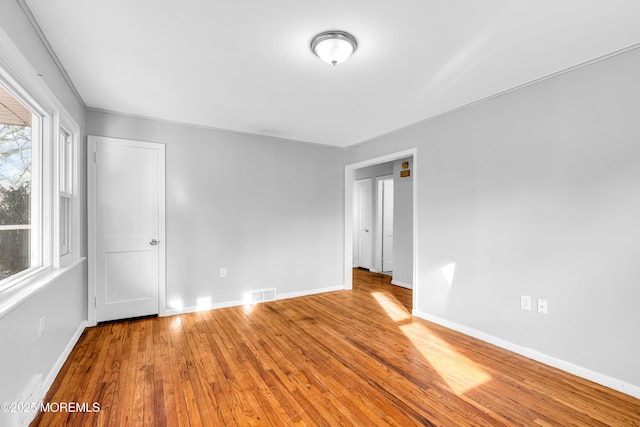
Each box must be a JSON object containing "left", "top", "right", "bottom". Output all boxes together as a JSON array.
[
  {"left": 0, "top": 74, "right": 50, "bottom": 291},
  {"left": 54, "top": 116, "right": 79, "bottom": 268},
  {"left": 0, "top": 27, "right": 81, "bottom": 298},
  {"left": 59, "top": 130, "right": 72, "bottom": 257}
]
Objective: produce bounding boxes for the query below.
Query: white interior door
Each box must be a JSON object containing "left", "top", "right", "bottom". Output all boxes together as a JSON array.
[
  {"left": 91, "top": 136, "right": 165, "bottom": 322},
  {"left": 354, "top": 178, "right": 372, "bottom": 269},
  {"left": 382, "top": 178, "right": 394, "bottom": 272}
]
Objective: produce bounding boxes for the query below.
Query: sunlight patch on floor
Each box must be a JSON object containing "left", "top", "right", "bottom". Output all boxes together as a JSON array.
[
  {"left": 371, "top": 291, "right": 411, "bottom": 322},
  {"left": 370, "top": 288, "right": 491, "bottom": 395},
  {"left": 171, "top": 316, "right": 182, "bottom": 330},
  {"left": 400, "top": 321, "right": 492, "bottom": 395}
]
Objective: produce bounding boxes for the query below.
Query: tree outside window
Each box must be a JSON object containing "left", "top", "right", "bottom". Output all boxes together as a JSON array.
[{"left": 0, "top": 85, "right": 32, "bottom": 281}]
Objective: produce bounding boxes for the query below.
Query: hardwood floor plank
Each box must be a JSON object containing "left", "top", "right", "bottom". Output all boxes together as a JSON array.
[
  {"left": 181, "top": 313, "right": 221, "bottom": 426},
  {"left": 198, "top": 311, "right": 261, "bottom": 425},
  {"left": 225, "top": 306, "right": 368, "bottom": 426},
  {"left": 210, "top": 307, "right": 311, "bottom": 425},
  {"left": 91, "top": 322, "right": 124, "bottom": 426},
  {"left": 167, "top": 316, "right": 205, "bottom": 427},
  {"left": 32, "top": 269, "right": 640, "bottom": 426},
  {"left": 285, "top": 296, "right": 504, "bottom": 426},
  {"left": 120, "top": 318, "right": 141, "bottom": 426},
  {"left": 237, "top": 312, "right": 370, "bottom": 426},
  {"left": 157, "top": 317, "right": 179, "bottom": 427},
  {"left": 151, "top": 317, "right": 169, "bottom": 427},
  {"left": 89, "top": 323, "right": 125, "bottom": 427},
  {"left": 98, "top": 323, "right": 125, "bottom": 426}
]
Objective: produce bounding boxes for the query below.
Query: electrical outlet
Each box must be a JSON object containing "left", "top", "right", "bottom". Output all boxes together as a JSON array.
[
  {"left": 538, "top": 299, "right": 548, "bottom": 314},
  {"left": 38, "top": 316, "right": 45, "bottom": 338},
  {"left": 220, "top": 267, "right": 227, "bottom": 278},
  {"left": 520, "top": 295, "right": 532, "bottom": 311}
]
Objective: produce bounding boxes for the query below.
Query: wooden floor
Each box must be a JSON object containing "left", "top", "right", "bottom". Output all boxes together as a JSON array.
[{"left": 34, "top": 269, "right": 639, "bottom": 426}]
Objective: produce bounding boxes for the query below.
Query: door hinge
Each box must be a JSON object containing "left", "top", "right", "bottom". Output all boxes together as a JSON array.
[
  {"left": 93, "top": 151, "right": 97, "bottom": 163},
  {"left": 94, "top": 297, "right": 97, "bottom": 307}
]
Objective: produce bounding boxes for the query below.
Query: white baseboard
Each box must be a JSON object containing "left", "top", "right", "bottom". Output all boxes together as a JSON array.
[
  {"left": 391, "top": 279, "right": 412, "bottom": 289},
  {"left": 164, "top": 285, "right": 345, "bottom": 316},
  {"left": 277, "top": 285, "right": 344, "bottom": 301},
  {"left": 165, "top": 299, "right": 244, "bottom": 316},
  {"left": 413, "top": 309, "right": 640, "bottom": 399},
  {"left": 43, "top": 320, "right": 87, "bottom": 398}
]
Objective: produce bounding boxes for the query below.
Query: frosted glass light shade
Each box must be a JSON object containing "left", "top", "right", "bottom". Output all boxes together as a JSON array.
[{"left": 311, "top": 31, "right": 357, "bottom": 66}]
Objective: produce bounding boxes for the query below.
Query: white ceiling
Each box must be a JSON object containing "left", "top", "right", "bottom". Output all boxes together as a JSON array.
[{"left": 24, "top": 1, "right": 640, "bottom": 147}]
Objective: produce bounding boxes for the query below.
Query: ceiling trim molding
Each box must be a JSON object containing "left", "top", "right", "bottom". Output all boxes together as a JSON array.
[
  {"left": 351, "top": 41, "right": 640, "bottom": 148},
  {"left": 17, "top": 0, "right": 87, "bottom": 108},
  {"left": 85, "top": 107, "right": 347, "bottom": 149}
]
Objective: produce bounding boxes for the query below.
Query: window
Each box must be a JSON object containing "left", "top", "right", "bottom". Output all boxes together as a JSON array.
[
  {"left": 59, "top": 128, "right": 72, "bottom": 258},
  {"left": 0, "top": 83, "right": 40, "bottom": 285},
  {"left": 0, "top": 65, "right": 79, "bottom": 292}
]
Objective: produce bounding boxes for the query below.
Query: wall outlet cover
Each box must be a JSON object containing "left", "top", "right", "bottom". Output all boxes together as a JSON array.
[{"left": 538, "top": 299, "right": 548, "bottom": 314}]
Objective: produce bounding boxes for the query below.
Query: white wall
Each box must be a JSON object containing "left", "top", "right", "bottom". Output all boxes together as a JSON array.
[
  {"left": 391, "top": 158, "right": 413, "bottom": 288},
  {"left": 0, "top": 0, "right": 84, "bottom": 123},
  {"left": 0, "top": 266, "right": 86, "bottom": 417},
  {"left": 0, "top": 1, "right": 87, "bottom": 425},
  {"left": 345, "top": 47, "right": 640, "bottom": 395},
  {"left": 86, "top": 110, "right": 345, "bottom": 312}
]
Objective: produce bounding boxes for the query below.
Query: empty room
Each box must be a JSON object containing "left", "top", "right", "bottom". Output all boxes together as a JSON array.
[{"left": 1, "top": 1, "right": 640, "bottom": 425}]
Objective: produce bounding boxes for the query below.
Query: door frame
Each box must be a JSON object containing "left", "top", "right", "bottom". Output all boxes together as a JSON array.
[
  {"left": 87, "top": 135, "right": 166, "bottom": 326},
  {"left": 344, "top": 148, "right": 417, "bottom": 308}
]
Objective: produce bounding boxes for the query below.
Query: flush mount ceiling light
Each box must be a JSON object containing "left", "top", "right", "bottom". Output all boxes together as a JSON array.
[{"left": 310, "top": 31, "right": 358, "bottom": 66}]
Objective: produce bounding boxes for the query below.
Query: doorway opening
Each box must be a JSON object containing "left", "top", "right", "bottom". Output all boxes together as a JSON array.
[{"left": 345, "top": 149, "right": 416, "bottom": 303}]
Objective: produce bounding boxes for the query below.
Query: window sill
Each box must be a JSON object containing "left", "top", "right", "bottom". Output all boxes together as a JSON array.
[{"left": 0, "top": 257, "right": 86, "bottom": 320}]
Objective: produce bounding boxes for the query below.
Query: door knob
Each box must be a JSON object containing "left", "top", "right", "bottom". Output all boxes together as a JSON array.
[{"left": 150, "top": 239, "right": 159, "bottom": 246}]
